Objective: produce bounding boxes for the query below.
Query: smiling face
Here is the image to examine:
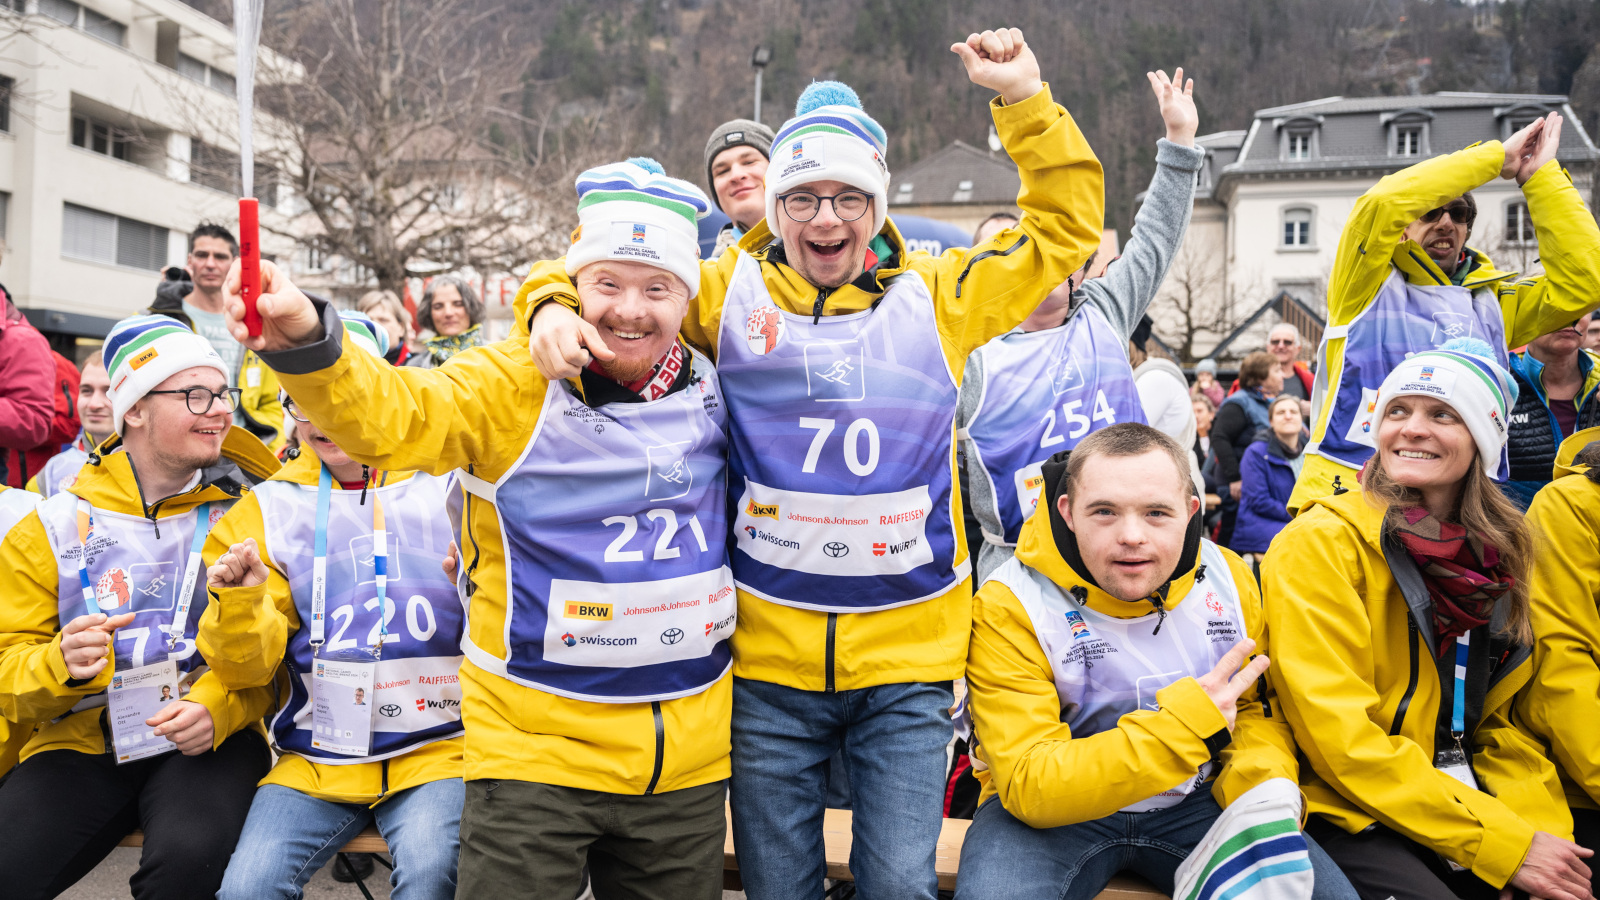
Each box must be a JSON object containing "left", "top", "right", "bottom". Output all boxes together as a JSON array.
[
  {"left": 428, "top": 284, "right": 470, "bottom": 337},
  {"left": 78, "top": 356, "right": 114, "bottom": 445},
  {"left": 711, "top": 146, "right": 769, "bottom": 232},
  {"left": 775, "top": 178, "right": 876, "bottom": 290},
  {"left": 122, "top": 366, "right": 231, "bottom": 471},
  {"left": 1267, "top": 324, "right": 1299, "bottom": 367},
  {"left": 1402, "top": 199, "right": 1471, "bottom": 276},
  {"left": 1060, "top": 449, "right": 1199, "bottom": 603},
  {"left": 575, "top": 261, "right": 690, "bottom": 383},
  {"left": 1376, "top": 394, "right": 1476, "bottom": 495}
]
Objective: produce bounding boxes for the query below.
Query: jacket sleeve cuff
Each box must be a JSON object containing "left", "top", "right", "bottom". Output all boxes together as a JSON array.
[
  {"left": 255, "top": 296, "right": 344, "bottom": 376},
  {"left": 1157, "top": 676, "right": 1230, "bottom": 742},
  {"left": 48, "top": 632, "right": 110, "bottom": 692},
  {"left": 990, "top": 81, "right": 1056, "bottom": 126},
  {"left": 1155, "top": 138, "right": 1205, "bottom": 172},
  {"left": 214, "top": 581, "right": 270, "bottom": 609},
  {"left": 1471, "top": 818, "right": 1537, "bottom": 889},
  {"left": 1522, "top": 159, "right": 1572, "bottom": 198}
]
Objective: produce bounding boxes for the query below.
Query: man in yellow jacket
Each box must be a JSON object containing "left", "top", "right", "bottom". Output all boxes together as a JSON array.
[
  {"left": 517, "top": 28, "right": 1103, "bottom": 898},
  {"left": 0, "top": 315, "right": 279, "bottom": 900},
  {"left": 1291, "top": 112, "right": 1600, "bottom": 512},
  {"left": 198, "top": 312, "right": 466, "bottom": 900},
  {"left": 220, "top": 161, "right": 736, "bottom": 898},
  {"left": 1523, "top": 426, "right": 1600, "bottom": 896},
  {"left": 957, "top": 423, "right": 1357, "bottom": 900}
]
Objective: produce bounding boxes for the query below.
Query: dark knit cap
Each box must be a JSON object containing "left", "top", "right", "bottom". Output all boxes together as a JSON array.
[{"left": 704, "top": 119, "right": 774, "bottom": 209}]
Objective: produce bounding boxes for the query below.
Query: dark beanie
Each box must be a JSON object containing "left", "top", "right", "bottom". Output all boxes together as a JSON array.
[{"left": 704, "top": 119, "right": 775, "bottom": 209}]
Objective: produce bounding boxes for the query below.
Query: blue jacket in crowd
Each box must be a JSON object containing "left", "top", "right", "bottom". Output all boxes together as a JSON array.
[{"left": 1232, "top": 429, "right": 1304, "bottom": 554}]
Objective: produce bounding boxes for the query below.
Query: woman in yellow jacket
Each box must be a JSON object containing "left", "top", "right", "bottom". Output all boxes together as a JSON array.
[
  {"left": 1521, "top": 426, "right": 1600, "bottom": 896},
  {"left": 199, "top": 313, "right": 466, "bottom": 900},
  {"left": 1263, "top": 340, "right": 1591, "bottom": 900}
]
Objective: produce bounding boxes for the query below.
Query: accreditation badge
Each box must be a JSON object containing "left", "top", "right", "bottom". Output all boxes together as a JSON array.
[
  {"left": 108, "top": 659, "right": 182, "bottom": 764},
  {"left": 310, "top": 649, "right": 378, "bottom": 757}
]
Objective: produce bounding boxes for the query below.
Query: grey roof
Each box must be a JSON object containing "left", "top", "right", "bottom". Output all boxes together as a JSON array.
[
  {"left": 1253, "top": 92, "right": 1574, "bottom": 117},
  {"left": 888, "top": 140, "right": 1020, "bottom": 206}
]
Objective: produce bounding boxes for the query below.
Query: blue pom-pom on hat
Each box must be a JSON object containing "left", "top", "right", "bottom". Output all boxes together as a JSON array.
[
  {"left": 625, "top": 156, "right": 666, "bottom": 175},
  {"left": 796, "top": 81, "right": 863, "bottom": 116},
  {"left": 1438, "top": 337, "right": 1497, "bottom": 360}
]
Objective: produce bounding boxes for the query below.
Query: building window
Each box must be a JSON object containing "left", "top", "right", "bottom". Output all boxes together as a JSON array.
[
  {"left": 1397, "top": 126, "right": 1422, "bottom": 156},
  {"left": 1282, "top": 207, "right": 1314, "bottom": 248},
  {"left": 1287, "top": 131, "right": 1311, "bottom": 160},
  {"left": 37, "top": 0, "right": 125, "bottom": 46},
  {"left": 71, "top": 115, "right": 132, "bottom": 161},
  {"left": 177, "top": 53, "right": 237, "bottom": 98},
  {"left": 0, "top": 191, "right": 11, "bottom": 240},
  {"left": 62, "top": 203, "right": 169, "bottom": 270},
  {"left": 0, "top": 76, "right": 12, "bottom": 133},
  {"left": 1506, "top": 202, "right": 1535, "bottom": 245}
]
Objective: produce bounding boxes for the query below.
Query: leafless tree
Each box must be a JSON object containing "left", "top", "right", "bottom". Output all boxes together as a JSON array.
[
  {"left": 1150, "top": 242, "right": 1233, "bottom": 362},
  {"left": 247, "top": 0, "right": 596, "bottom": 298}
]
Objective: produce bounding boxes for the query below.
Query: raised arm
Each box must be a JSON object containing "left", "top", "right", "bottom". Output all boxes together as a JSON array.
[
  {"left": 222, "top": 262, "right": 544, "bottom": 477},
  {"left": 197, "top": 495, "right": 296, "bottom": 690},
  {"left": 1079, "top": 68, "right": 1203, "bottom": 342},
  {"left": 1499, "top": 115, "right": 1600, "bottom": 346},
  {"left": 931, "top": 31, "right": 1104, "bottom": 362}
]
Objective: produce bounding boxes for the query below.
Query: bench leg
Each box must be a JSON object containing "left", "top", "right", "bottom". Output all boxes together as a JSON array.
[{"left": 337, "top": 852, "right": 378, "bottom": 900}]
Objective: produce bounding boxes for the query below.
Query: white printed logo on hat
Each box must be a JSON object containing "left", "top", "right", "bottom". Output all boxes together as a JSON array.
[{"left": 779, "top": 138, "right": 827, "bottom": 182}]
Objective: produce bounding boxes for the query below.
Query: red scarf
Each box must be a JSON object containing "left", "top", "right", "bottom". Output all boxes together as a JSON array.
[
  {"left": 586, "top": 342, "right": 685, "bottom": 401},
  {"left": 1391, "top": 507, "right": 1512, "bottom": 653}
]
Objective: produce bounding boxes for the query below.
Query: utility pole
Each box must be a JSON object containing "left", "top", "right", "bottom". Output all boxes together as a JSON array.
[{"left": 751, "top": 45, "right": 772, "bottom": 123}]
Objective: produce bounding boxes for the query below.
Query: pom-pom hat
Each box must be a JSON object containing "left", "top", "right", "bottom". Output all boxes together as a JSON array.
[
  {"left": 766, "top": 81, "right": 891, "bottom": 239},
  {"left": 101, "top": 315, "right": 230, "bottom": 435},
  {"left": 566, "top": 157, "right": 711, "bottom": 298},
  {"left": 337, "top": 309, "right": 389, "bottom": 359},
  {"left": 1372, "top": 338, "right": 1519, "bottom": 480}
]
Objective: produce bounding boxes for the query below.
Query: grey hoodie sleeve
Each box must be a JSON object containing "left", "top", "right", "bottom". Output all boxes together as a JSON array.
[{"left": 1081, "top": 138, "right": 1206, "bottom": 342}]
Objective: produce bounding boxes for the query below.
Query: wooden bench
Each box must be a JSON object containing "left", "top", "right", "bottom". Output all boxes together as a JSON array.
[{"left": 120, "top": 807, "right": 1169, "bottom": 898}]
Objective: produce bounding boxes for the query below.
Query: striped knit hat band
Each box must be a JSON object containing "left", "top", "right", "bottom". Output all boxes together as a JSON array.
[
  {"left": 338, "top": 309, "right": 389, "bottom": 359},
  {"left": 767, "top": 82, "right": 891, "bottom": 239},
  {"left": 566, "top": 157, "right": 711, "bottom": 297},
  {"left": 1372, "top": 338, "right": 1519, "bottom": 480},
  {"left": 102, "top": 314, "right": 230, "bottom": 435}
]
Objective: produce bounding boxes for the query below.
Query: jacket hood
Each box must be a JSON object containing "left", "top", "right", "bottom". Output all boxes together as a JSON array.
[
  {"left": 71, "top": 427, "right": 279, "bottom": 517},
  {"left": 1013, "top": 449, "right": 1205, "bottom": 619},
  {"left": 1292, "top": 485, "right": 1386, "bottom": 552},
  {"left": 1553, "top": 425, "right": 1600, "bottom": 480}
]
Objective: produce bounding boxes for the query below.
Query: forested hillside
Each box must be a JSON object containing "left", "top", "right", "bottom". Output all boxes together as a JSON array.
[{"left": 201, "top": 0, "right": 1600, "bottom": 233}]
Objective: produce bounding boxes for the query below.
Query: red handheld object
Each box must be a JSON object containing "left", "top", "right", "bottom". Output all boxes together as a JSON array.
[{"left": 238, "top": 198, "right": 262, "bottom": 337}]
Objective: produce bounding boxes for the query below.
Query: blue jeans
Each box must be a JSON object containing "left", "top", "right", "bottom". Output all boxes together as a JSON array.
[
  {"left": 729, "top": 676, "right": 954, "bottom": 900},
  {"left": 956, "top": 789, "right": 1360, "bottom": 900},
  {"left": 217, "top": 778, "right": 464, "bottom": 900}
]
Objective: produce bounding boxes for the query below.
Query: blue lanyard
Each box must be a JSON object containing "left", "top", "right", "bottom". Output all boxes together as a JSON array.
[
  {"left": 309, "top": 465, "right": 388, "bottom": 654},
  {"left": 1451, "top": 630, "right": 1470, "bottom": 737},
  {"left": 75, "top": 498, "right": 213, "bottom": 651}
]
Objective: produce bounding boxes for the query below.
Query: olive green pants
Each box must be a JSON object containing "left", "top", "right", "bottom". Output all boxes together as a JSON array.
[{"left": 455, "top": 778, "right": 725, "bottom": 900}]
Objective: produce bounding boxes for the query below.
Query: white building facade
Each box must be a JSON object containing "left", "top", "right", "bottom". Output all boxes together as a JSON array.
[{"left": 0, "top": 0, "right": 294, "bottom": 356}]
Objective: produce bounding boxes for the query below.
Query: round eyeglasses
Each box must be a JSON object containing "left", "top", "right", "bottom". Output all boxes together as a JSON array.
[
  {"left": 145, "top": 387, "right": 241, "bottom": 415},
  {"left": 778, "top": 190, "right": 874, "bottom": 223}
]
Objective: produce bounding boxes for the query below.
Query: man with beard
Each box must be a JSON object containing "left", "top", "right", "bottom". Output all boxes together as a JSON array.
[
  {"left": 1290, "top": 112, "right": 1600, "bottom": 511},
  {"left": 217, "top": 159, "right": 738, "bottom": 898},
  {"left": 0, "top": 315, "right": 280, "bottom": 899}
]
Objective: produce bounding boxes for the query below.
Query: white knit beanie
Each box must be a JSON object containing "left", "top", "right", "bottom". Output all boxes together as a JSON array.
[
  {"left": 101, "top": 315, "right": 230, "bottom": 435},
  {"left": 766, "top": 81, "right": 891, "bottom": 239},
  {"left": 1372, "top": 338, "right": 1519, "bottom": 480},
  {"left": 565, "top": 157, "right": 711, "bottom": 298}
]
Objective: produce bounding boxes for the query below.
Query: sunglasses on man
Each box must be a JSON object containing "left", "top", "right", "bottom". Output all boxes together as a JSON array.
[{"left": 1419, "top": 199, "right": 1476, "bottom": 228}]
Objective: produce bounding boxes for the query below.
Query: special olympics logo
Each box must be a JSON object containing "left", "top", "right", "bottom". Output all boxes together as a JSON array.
[
  {"left": 660, "top": 628, "right": 684, "bottom": 645},
  {"left": 823, "top": 542, "right": 850, "bottom": 558},
  {"left": 379, "top": 704, "right": 402, "bottom": 718}
]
